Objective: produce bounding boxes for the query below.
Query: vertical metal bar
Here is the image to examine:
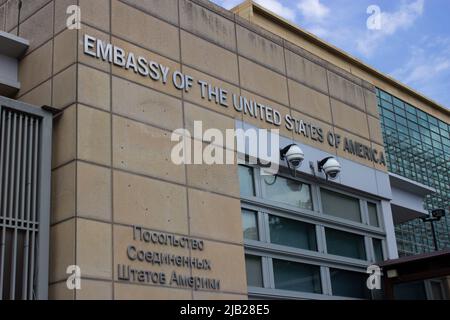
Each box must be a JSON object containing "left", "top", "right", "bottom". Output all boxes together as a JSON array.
[
  {"left": 36, "top": 114, "right": 51, "bottom": 300},
  {"left": 7, "top": 113, "right": 17, "bottom": 300},
  {"left": 0, "top": 109, "right": 7, "bottom": 299},
  {"left": 24, "top": 116, "right": 33, "bottom": 300},
  {"left": 28, "top": 119, "right": 39, "bottom": 300},
  {"left": 21, "top": 117, "right": 29, "bottom": 300},
  {"left": 8, "top": 113, "right": 17, "bottom": 222},
  {"left": 27, "top": 118, "right": 35, "bottom": 299},
  {"left": 10, "top": 114, "right": 22, "bottom": 299}
]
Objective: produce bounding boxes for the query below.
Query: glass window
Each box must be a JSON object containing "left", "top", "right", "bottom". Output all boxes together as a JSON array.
[
  {"left": 380, "top": 99, "right": 393, "bottom": 111},
  {"left": 396, "top": 115, "right": 407, "bottom": 127},
  {"left": 405, "top": 103, "right": 416, "bottom": 114},
  {"left": 430, "top": 124, "right": 440, "bottom": 134},
  {"left": 367, "top": 202, "right": 379, "bottom": 227},
  {"left": 372, "top": 238, "right": 384, "bottom": 262},
  {"left": 431, "top": 131, "right": 442, "bottom": 142},
  {"left": 273, "top": 259, "right": 322, "bottom": 294},
  {"left": 263, "top": 176, "right": 313, "bottom": 210},
  {"left": 325, "top": 228, "right": 366, "bottom": 260},
  {"left": 428, "top": 115, "right": 438, "bottom": 126},
  {"left": 394, "top": 281, "right": 426, "bottom": 300},
  {"left": 417, "top": 109, "right": 428, "bottom": 120},
  {"left": 394, "top": 107, "right": 406, "bottom": 118},
  {"left": 245, "top": 255, "right": 263, "bottom": 287},
  {"left": 383, "top": 117, "right": 396, "bottom": 130},
  {"left": 397, "top": 124, "right": 408, "bottom": 135},
  {"left": 406, "top": 111, "right": 418, "bottom": 122},
  {"left": 419, "top": 126, "right": 431, "bottom": 137},
  {"left": 439, "top": 120, "right": 448, "bottom": 131},
  {"left": 330, "top": 268, "right": 371, "bottom": 299},
  {"left": 321, "top": 189, "right": 361, "bottom": 222},
  {"left": 269, "top": 215, "right": 317, "bottom": 251},
  {"left": 242, "top": 209, "right": 258, "bottom": 240},
  {"left": 382, "top": 108, "right": 395, "bottom": 120},
  {"left": 379, "top": 90, "right": 392, "bottom": 103},
  {"left": 430, "top": 281, "right": 445, "bottom": 300},
  {"left": 393, "top": 97, "right": 404, "bottom": 109},
  {"left": 238, "top": 165, "right": 255, "bottom": 197}
]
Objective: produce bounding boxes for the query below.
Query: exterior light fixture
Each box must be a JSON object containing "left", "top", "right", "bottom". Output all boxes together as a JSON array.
[{"left": 420, "top": 209, "right": 447, "bottom": 251}]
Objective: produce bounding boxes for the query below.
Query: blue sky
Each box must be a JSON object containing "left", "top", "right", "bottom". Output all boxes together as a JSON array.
[{"left": 211, "top": 0, "right": 450, "bottom": 109}]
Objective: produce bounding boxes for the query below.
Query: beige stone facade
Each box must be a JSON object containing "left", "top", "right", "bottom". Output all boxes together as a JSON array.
[{"left": 0, "top": 0, "right": 402, "bottom": 300}]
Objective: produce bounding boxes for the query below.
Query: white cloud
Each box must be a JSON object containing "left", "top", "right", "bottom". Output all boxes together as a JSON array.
[
  {"left": 378, "top": 0, "right": 424, "bottom": 35},
  {"left": 297, "top": 0, "right": 330, "bottom": 21},
  {"left": 393, "top": 47, "right": 450, "bottom": 85},
  {"left": 357, "top": 0, "right": 425, "bottom": 57},
  {"left": 391, "top": 38, "right": 450, "bottom": 107},
  {"left": 254, "top": 0, "right": 296, "bottom": 21}
]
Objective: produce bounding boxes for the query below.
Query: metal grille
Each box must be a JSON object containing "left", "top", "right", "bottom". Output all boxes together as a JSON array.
[{"left": 0, "top": 108, "right": 41, "bottom": 300}]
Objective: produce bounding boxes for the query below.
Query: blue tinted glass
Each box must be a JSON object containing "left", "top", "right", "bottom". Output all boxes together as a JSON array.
[
  {"left": 321, "top": 189, "right": 361, "bottom": 222},
  {"left": 393, "top": 97, "right": 404, "bottom": 108},
  {"left": 384, "top": 118, "right": 396, "bottom": 129},
  {"left": 382, "top": 109, "right": 395, "bottom": 120},
  {"left": 381, "top": 99, "right": 393, "bottom": 111},
  {"left": 419, "top": 126, "right": 430, "bottom": 137},
  {"left": 264, "top": 176, "right": 313, "bottom": 210},
  {"left": 408, "top": 121, "right": 419, "bottom": 131},
  {"left": 405, "top": 104, "right": 416, "bottom": 114},
  {"left": 428, "top": 115, "right": 438, "bottom": 125},
  {"left": 325, "top": 228, "right": 366, "bottom": 260},
  {"left": 380, "top": 90, "right": 392, "bottom": 102},
  {"left": 417, "top": 109, "right": 428, "bottom": 120},
  {"left": 422, "top": 136, "right": 432, "bottom": 146},
  {"left": 430, "top": 124, "right": 440, "bottom": 134},
  {"left": 418, "top": 118, "right": 429, "bottom": 128},
  {"left": 273, "top": 259, "right": 322, "bottom": 294},
  {"left": 245, "top": 255, "right": 263, "bottom": 287},
  {"left": 367, "top": 203, "right": 379, "bottom": 227},
  {"left": 396, "top": 115, "right": 407, "bottom": 127},
  {"left": 269, "top": 215, "right": 317, "bottom": 251},
  {"left": 242, "top": 209, "right": 258, "bottom": 240},
  {"left": 239, "top": 165, "right": 255, "bottom": 197},
  {"left": 394, "top": 281, "right": 427, "bottom": 300},
  {"left": 431, "top": 132, "right": 442, "bottom": 142},
  {"left": 330, "top": 269, "right": 371, "bottom": 299},
  {"left": 397, "top": 124, "right": 408, "bottom": 135},
  {"left": 406, "top": 112, "right": 418, "bottom": 121},
  {"left": 394, "top": 107, "right": 406, "bottom": 117}
]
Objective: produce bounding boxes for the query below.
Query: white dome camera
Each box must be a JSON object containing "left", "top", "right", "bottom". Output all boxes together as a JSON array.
[
  {"left": 318, "top": 157, "right": 341, "bottom": 180},
  {"left": 280, "top": 144, "right": 304, "bottom": 168}
]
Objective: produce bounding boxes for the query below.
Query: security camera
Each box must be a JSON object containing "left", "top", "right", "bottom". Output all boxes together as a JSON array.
[
  {"left": 280, "top": 144, "right": 304, "bottom": 168},
  {"left": 431, "top": 209, "right": 446, "bottom": 219},
  {"left": 318, "top": 157, "right": 341, "bottom": 180}
]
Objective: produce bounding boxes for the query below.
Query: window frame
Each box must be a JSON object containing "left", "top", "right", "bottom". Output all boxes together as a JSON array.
[{"left": 239, "top": 165, "right": 388, "bottom": 300}]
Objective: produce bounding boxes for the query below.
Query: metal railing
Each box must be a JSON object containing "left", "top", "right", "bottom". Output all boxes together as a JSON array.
[{"left": 0, "top": 97, "right": 53, "bottom": 300}]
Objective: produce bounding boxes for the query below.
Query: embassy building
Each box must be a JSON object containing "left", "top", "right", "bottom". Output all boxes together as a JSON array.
[{"left": 0, "top": 0, "right": 448, "bottom": 300}]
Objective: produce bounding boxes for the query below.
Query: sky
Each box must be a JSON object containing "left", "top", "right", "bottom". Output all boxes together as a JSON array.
[{"left": 211, "top": 0, "right": 450, "bottom": 109}]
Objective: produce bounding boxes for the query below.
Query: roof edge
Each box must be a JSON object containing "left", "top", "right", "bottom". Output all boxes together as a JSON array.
[{"left": 232, "top": 1, "right": 450, "bottom": 118}]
